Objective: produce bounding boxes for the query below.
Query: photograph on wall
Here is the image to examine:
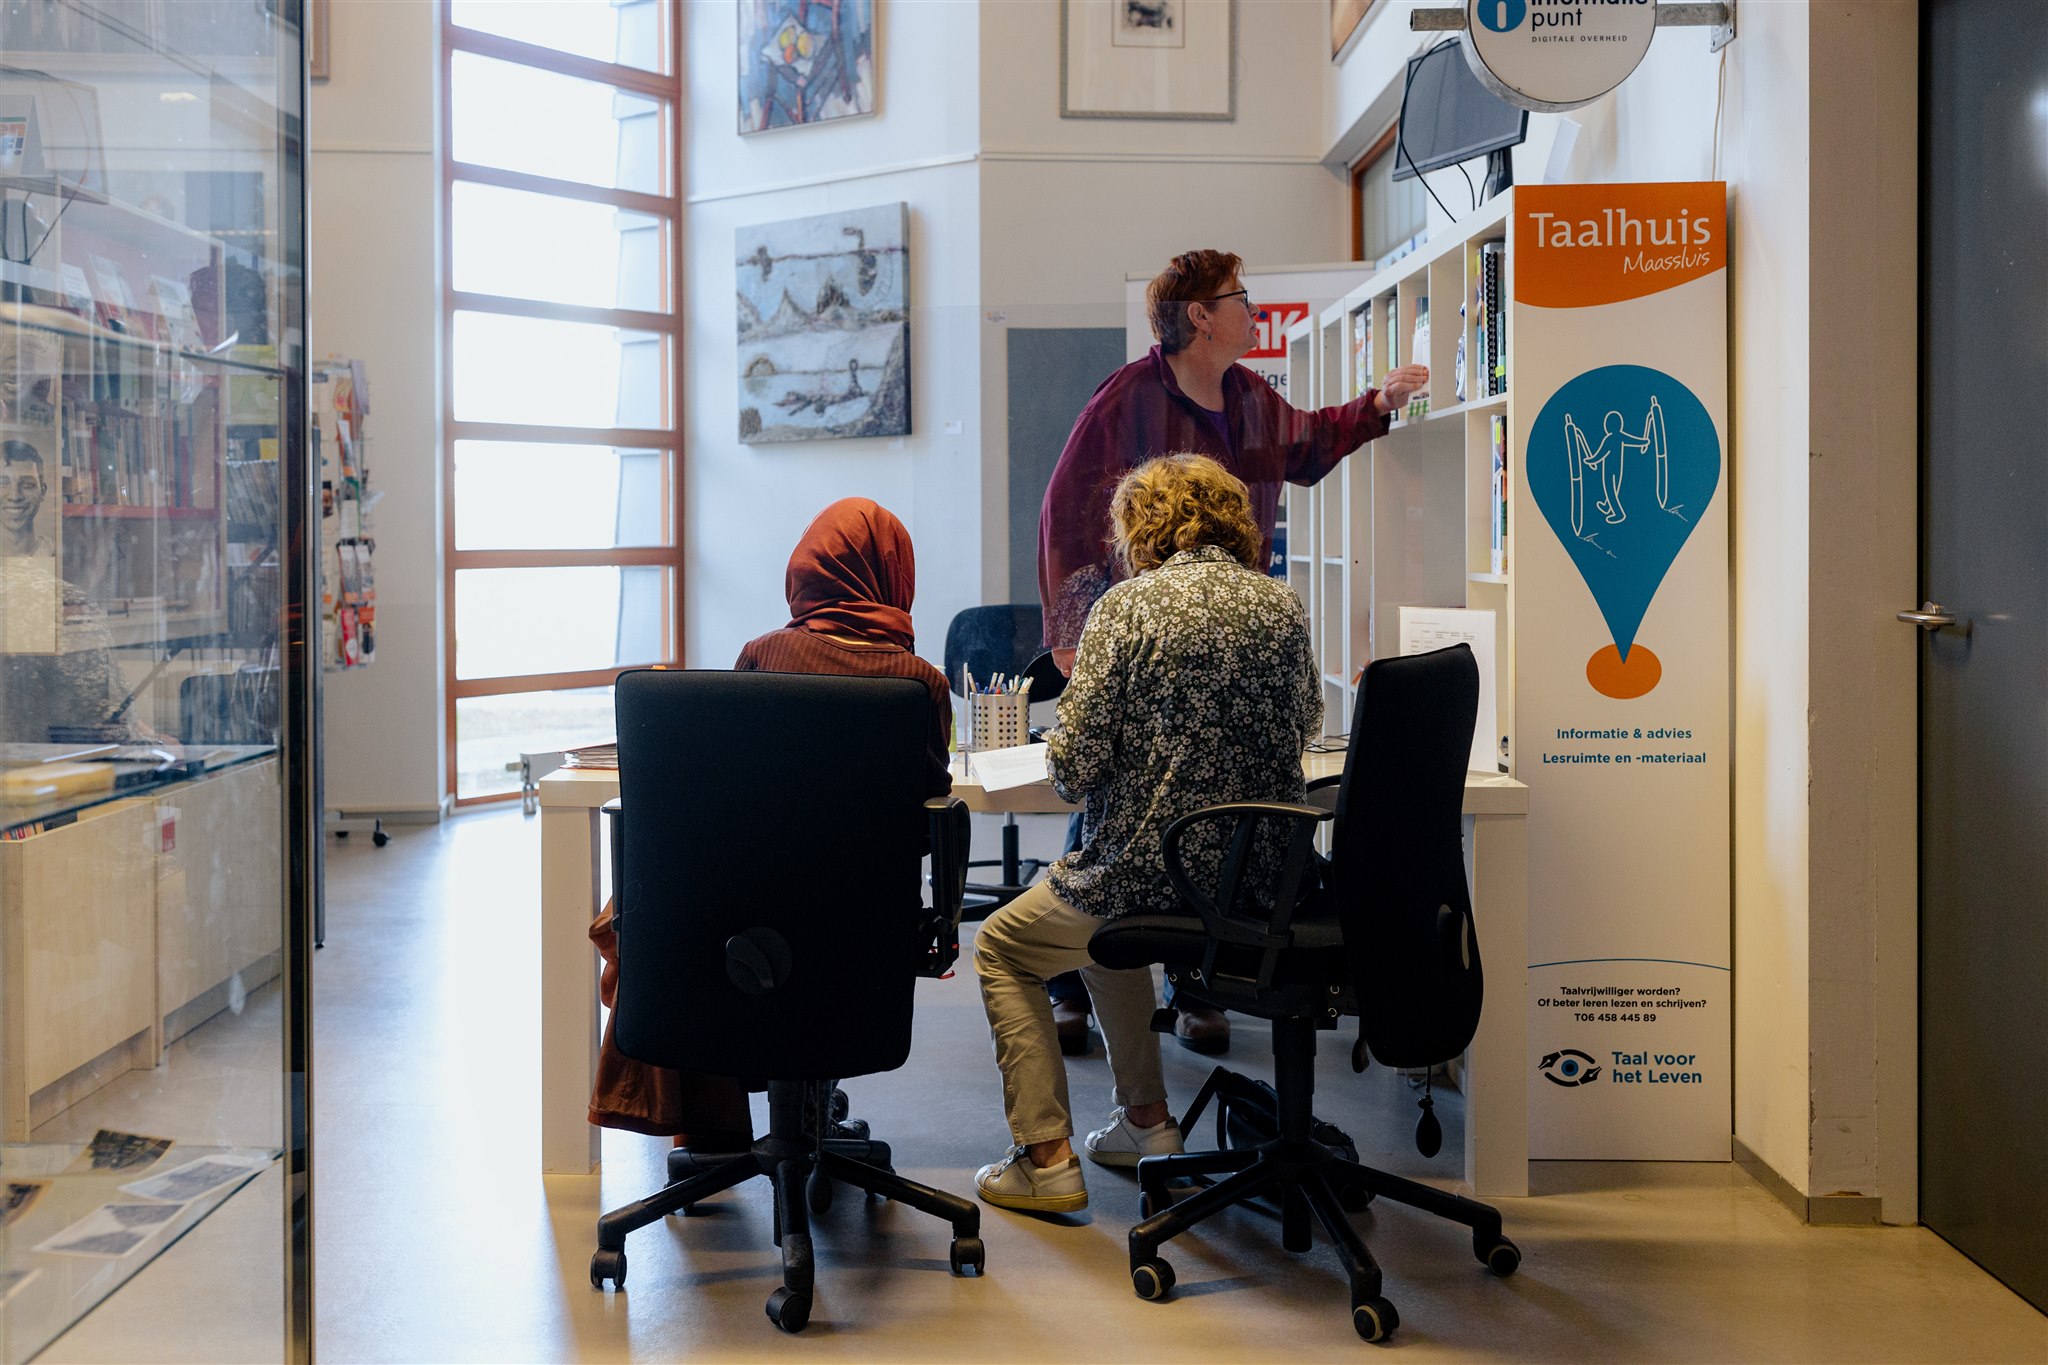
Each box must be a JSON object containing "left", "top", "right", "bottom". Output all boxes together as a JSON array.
[
  {"left": 1113, "top": 0, "right": 1185, "bottom": 49},
  {"left": 1063, "top": 0, "right": 1232, "bottom": 120},
  {"left": 1331, "top": 0, "right": 1374, "bottom": 57},
  {"left": 736, "top": 202, "right": 909, "bottom": 443},
  {"left": 738, "top": 0, "right": 876, "bottom": 134}
]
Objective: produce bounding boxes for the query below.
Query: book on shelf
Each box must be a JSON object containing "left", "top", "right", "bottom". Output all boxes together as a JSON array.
[
  {"left": 1407, "top": 296, "right": 1431, "bottom": 420},
  {"left": 1350, "top": 302, "right": 1372, "bottom": 401},
  {"left": 1479, "top": 241, "right": 1506, "bottom": 398},
  {"left": 1490, "top": 413, "right": 1508, "bottom": 575}
]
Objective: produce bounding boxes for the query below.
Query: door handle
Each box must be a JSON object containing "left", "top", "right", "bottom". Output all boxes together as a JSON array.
[{"left": 1896, "top": 602, "right": 1959, "bottom": 630}]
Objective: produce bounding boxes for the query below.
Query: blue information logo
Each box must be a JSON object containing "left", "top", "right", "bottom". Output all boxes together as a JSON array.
[
  {"left": 1527, "top": 365, "right": 1720, "bottom": 670},
  {"left": 1475, "top": 0, "right": 1527, "bottom": 33}
]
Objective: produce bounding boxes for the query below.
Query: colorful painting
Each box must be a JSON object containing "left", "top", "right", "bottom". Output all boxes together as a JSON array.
[
  {"left": 738, "top": 0, "right": 876, "bottom": 134},
  {"left": 736, "top": 203, "right": 909, "bottom": 444}
]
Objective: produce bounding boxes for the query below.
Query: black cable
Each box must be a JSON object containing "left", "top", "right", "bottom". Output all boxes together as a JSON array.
[
  {"left": 1455, "top": 157, "right": 1479, "bottom": 213},
  {"left": 1395, "top": 38, "right": 1461, "bottom": 225}
]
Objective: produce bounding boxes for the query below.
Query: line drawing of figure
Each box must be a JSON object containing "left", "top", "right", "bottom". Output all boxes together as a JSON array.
[{"left": 1566, "top": 396, "right": 1671, "bottom": 540}]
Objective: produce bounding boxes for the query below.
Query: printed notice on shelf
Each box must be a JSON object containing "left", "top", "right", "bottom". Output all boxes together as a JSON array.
[
  {"left": 964, "top": 744, "right": 1051, "bottom": 792},
  {"left": 1398, "top": 606, "right": 1499, "bottom": 774},
  {"left": 33, "top": 1201, "right": 181, "bottom": 1259},
  {"left": 119, "top": 1153, "right": 268, "bottom": 1206}
]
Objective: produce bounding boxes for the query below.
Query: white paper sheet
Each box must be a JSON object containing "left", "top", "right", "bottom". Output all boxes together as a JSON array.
[
  {"left": 1397, "top": 606, "right": 1499, "bottom": 774},
  {"left": 963, "top": 743, "right": 1051, "bottom": 792}
]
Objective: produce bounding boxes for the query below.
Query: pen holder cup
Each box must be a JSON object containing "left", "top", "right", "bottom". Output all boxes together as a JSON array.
[{"left": 965, "top": 692, "right": 1031, "bottom": 752}]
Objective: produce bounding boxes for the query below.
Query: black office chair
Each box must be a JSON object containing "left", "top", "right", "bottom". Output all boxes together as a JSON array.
[
  {"left": 943, "top": 604, "right": 1066, "bottom": 914},
  {"left": 1089, "top": 644, "right": 1519, "bottom": 1342},
  {"left": 589, "top": 669, "right": 984, "bottom": 1333}
]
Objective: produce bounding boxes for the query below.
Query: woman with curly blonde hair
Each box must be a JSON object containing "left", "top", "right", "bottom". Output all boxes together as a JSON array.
[{"left": 972, "top": 454, "right": 1323, "bottom": 1216}]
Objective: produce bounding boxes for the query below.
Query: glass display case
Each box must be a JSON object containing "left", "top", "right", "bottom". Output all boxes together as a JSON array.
[{"left": 0, "top": 6, "right": 312, "bottom": 1361}]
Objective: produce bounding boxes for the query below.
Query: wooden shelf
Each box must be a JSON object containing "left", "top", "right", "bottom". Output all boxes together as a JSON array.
[{"left": 1468, "top": 572, "right": 1509, "bottom": 585}]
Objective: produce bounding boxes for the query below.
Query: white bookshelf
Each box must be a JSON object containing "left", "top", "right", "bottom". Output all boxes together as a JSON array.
[{"left": 1287, "top": 192, "right": 1517, "bottom": 763}]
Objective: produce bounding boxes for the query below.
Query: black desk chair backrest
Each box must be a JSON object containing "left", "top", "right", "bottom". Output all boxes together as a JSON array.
[
  {"left": 942, "top": 604, "right": 1064, "bottom": 701},
  {"left": 611, "top": 667, "right": 929, "bottom": 1081},
  {"left": 1329, "top": 642, "right": 1483, "bottom": 1069}
]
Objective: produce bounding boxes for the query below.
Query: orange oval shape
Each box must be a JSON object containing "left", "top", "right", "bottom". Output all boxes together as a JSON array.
[
  {"left": 1516, "top": 183, "right": 1725, "bottom": 310},
  {"left": 1586, "top": 643, "right": 1662, "bottom": 699}
]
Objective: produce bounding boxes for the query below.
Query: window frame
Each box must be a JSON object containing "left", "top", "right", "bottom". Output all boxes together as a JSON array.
[
  {"left": 1350, "top": 121, "right": 1403, "bottom": 263},
  {"left": 439, "top": 4, "right": 685, "bottom": 805}
]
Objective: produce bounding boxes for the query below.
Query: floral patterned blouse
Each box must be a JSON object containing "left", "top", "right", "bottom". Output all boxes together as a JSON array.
[{"left": 1044, "top": 544, "right": 1324, "bottom": 921}]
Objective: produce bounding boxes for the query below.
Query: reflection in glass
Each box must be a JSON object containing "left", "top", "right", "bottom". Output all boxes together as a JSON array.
[
  {"left": 455, "top": 566, "right": 670, "bottom": 680},
  {"left": 454, "top": 444, "right": 669, "bottom": 550},
  {"left": 453, "top": 313, "right": 669, "bottom": 430},
  {"left": 451, "top": 52, "right": 668, "bottom": 194},
  {"left": 0, "top": 10, "right": 301, "bottom": 1358},
  {"left": 452, "top": 183, "right": 670, "bottom": 313}
]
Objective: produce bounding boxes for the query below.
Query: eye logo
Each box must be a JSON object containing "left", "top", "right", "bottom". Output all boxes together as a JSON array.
[
  {"left": 1476, "top": 0, "right": 1527, "bottom": 32},
  {"left": 1538, "top": 1048, "right": 1601, "bottom": 1087}
]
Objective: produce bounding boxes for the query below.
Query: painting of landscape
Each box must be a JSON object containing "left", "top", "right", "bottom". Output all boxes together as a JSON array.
[{"left": 736, "top": 203, "right": 910, "bottom": 443}]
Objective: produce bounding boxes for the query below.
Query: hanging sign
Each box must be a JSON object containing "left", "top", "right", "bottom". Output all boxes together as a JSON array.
[
  {"left": 1512, "top": 182, "right": 1729, "bottom": 1160},
  {"left": 1464, "top": 0, "right": 1658, "bottom": 112}
]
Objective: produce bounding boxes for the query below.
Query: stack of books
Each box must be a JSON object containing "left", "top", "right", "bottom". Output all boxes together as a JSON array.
[{"left": 1477, "top": 241, "right": 1507, "bottom": 398}]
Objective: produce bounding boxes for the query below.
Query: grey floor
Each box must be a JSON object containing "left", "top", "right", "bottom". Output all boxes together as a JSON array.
[{"left": 44, "top": 806, "right": 2048, "bottom": 1363}]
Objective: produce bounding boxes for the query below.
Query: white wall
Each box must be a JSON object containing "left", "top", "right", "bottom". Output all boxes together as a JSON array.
[
  {"left": 683, "top": 0, "right": 984, "bottom": 668},
  {"left": 308, "top": 0, "right": 444, "bottom": 816}
]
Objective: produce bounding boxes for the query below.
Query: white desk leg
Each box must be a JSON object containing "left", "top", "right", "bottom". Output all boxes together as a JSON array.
[
  {"left": 541, "top": 803, "right": 603, "bottom": 1174},
  {"left": 1465, "top": 813, "right": 1529, "bottom": 1198}
]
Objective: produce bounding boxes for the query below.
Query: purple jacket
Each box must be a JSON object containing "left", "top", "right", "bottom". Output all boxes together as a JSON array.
[{"left": 1037, "top": 344, "right": 1390, "bottom": 651}]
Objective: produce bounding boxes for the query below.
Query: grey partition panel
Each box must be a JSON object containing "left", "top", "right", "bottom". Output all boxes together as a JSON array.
[{"left": 1007, "top": 328, "right": 1128, "bottom": 605}]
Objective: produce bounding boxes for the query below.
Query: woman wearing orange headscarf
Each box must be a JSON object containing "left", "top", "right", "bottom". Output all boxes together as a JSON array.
[{"left": 587, "top": 497, "right": 953, "bottom": 1149}]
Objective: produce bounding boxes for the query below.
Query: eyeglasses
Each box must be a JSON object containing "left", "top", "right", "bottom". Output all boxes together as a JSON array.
[{"left": 1204, "top": 288, "right": 1253, "bottom": 309}]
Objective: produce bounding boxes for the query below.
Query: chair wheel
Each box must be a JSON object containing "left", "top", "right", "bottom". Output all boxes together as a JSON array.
[
  {"left": 830, "top": 1088, "right": 850, "bottom": 1121},
  {"left": 766, "top": 1286, "right": 812, "bottom": 1333},
  {"left": 807, "top": 1166, "right": 833, "bottom": 1214},
  {"left": 1478, "top": 1235, "right": 1521, "bottom": 1276},
  {"left": 371, "top": 829, "right": 390, "bottom": 847},
  {"left": 1138, "top": 1190, "right": 1157, "bottom": 1220},
  {"left": 1131, "top": 1257, "right": 1176, "bottom": 1301},
  {"left": 949, "top": 1236, "right": 986, "bottom": 1275},
  {"left": 1339, "top": 1184, "right": 1374, "bottom": 1212},
  {"left": 1352, "top": 1295, "right": 1398, "bottom": 1342},
  {"left": 590, "top": 1248, "right": 626, "bottom": 1290}
]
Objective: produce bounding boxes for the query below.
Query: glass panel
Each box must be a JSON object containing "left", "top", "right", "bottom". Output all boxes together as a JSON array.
[
  {"left": 455, "top": 566, "right": 670, "bottom": 679},
  {"left": 454, "top": 443, "right": 670, "bottom": 550},
  {"left": 451, "top": 51, "right": 669, "bottom": 194},
  {"left": 455, "top": 686, "right": 617, "bottom": 801},
  {"left": 0, "top": 3, "right": 302, "bottom": 1355},
  {"left": 453, "top": 313, "right": 670, "bottom": 429},
  {"left": 452, "top": 183, "right": 670, "bottom": 313},
  {"left": 451, "top": 0, "right": 668, "bottom": 74}
]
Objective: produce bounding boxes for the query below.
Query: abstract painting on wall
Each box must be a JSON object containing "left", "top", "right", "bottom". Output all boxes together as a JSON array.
[
  {"left": 738, "top": 0, "right": 877, "bottom": 134},
  {"left": 737, "top": 203, "right": 909, "bottom": 444}
]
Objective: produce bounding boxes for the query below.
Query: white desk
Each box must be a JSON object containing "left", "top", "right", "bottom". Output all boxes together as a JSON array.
[{"left": 538, "top": 759, "right": 1530, "bottom": 1197}]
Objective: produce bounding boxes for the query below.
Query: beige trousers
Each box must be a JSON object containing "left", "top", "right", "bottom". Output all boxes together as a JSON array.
[{"left": 972, "top": 879, "right": 1167, "bottom": 1146}]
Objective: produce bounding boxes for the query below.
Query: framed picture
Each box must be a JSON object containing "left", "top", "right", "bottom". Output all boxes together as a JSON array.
[
  {"left": 308, "top": 0, "right": 330, "bottom": 81},
  {"left": 736, "top": 203, "right": 909, "bottom": 443},
  {"left": 1331, "top": 0, "right": 1376, "bottom": 58},
  {"left": 1061, "top": 0, "right": 1234, "bottom": 121},
  {"left": 739, "top": 0, "right": 877, "bottom": 134}
]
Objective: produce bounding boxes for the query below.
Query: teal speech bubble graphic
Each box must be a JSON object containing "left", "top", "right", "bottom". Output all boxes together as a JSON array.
[{"left": 1527, "top": 365, "right": 1719, "bottom": 698}]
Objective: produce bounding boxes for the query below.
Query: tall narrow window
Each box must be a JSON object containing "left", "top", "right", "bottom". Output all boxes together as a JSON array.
[
  {"left": 441, "top": 1, "right": 682, "bottom": 801},
  {"left": 1351, "top": 122, "right": 1427, "bottom": 269}
]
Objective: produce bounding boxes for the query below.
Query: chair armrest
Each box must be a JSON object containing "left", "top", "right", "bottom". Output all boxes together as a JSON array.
[
  {"left": 920, "top": 795, "right": 970, "bottom": 977},
  {"left": 1161, "top": 801, "right": 1331, "bottom": 944}
]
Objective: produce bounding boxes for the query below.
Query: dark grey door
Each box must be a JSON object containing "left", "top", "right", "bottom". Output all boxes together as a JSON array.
[
  {"left": 1920, "top": 0, "right": 2048, "bottom": 1313},
  {"left": 1007, "top": 328, "right": 1128, "bottom": 603}
]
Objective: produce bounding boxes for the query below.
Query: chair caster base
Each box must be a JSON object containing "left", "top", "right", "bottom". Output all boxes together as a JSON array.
[
  {"left": 1352, "top": 1295, "right": 1398, "bottom": 1342},
  {"left": 766, "top": 1286, "right": 812, "bottom": 1333},
  {"left": 590, "top": 1248, "right": 625, "bottom": 1290},
  {"left": 949, "top": 1235, "right": 986, "bottom": 1275},
  {"left": 1477, "top": 1235, "right": 1521, "bottom": 1276},
  {"left": 1131, "top": 1257, "right": 1176, "bottom": 1301}
]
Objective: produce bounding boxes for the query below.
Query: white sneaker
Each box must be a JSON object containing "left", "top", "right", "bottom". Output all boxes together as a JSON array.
[
  {"left": 1083, "top": 1108, "right": 1185, "bottom": 1168},
  {"left": 975, "top": 1147, "right": 1088, "bottom": 1213}
]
